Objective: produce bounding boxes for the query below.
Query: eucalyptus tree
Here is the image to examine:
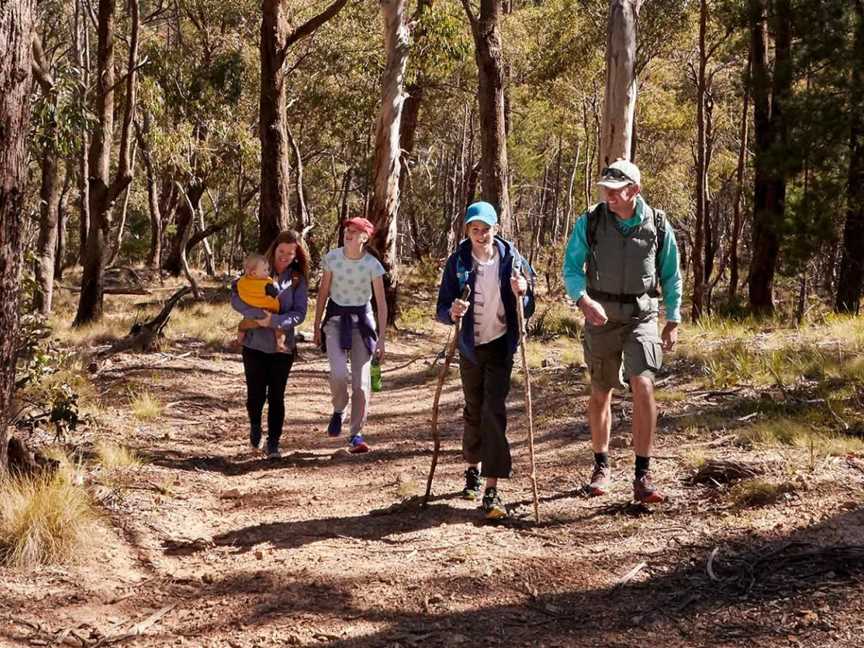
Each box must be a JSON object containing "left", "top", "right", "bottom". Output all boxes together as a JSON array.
[
  {"left": 836, "top": 0, "right": 864, "bottom": 313},
  {"left": 368, "top": 0, "right": 411, "bottom": 319},
  {"left": 73, "top": 0, "right": 140, "bottom": 325},
  {"left": 600, "top": 0, "right": 641, "bottom": 166},
  {"left": 747, "top": 0, "right": 791, "bottom": 315},
  {"left": 461, "top": 0, "right": 511, "bottom": 233},
  {"left": 1, "top": 0, "right": 37, "bottom": 470},
  {"left": 258, "top": 0, "right": 349, "bottom": 251}
]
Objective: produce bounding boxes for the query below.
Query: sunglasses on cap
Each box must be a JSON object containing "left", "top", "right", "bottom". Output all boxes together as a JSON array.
[{"left": 600, "top": 167, "right": 636, "bottom": 184}]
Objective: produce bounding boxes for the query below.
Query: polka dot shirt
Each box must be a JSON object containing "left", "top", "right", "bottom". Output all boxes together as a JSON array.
[{"left": 322, "top": 248, "right": 385, "bottom": 306}]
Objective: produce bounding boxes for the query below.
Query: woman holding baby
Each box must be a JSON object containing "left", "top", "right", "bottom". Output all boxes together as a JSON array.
[{"left": 230, "top": 230, "right": 309, "bottom": 459}]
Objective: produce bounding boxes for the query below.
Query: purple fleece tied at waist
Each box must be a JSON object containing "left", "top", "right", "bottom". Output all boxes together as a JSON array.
[{"left": 320, "top": 301, "right": 378, "bottom": 356}]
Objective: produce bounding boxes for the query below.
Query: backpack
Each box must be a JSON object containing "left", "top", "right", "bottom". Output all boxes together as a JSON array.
[{"left": 585, "top": 202, "right": 667, "bottom": 287}]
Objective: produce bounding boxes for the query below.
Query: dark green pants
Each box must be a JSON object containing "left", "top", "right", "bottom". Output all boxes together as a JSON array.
[{"left": 459, "top": 335, "right": 514, "bottom": 479}]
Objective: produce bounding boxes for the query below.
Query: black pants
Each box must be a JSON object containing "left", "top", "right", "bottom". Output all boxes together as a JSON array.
[
  {"left": 242, "top": 346, "right": 294, "bottom": 447},
  {"left": 459, "top": 335, "right": 514, "bottom": 479}
]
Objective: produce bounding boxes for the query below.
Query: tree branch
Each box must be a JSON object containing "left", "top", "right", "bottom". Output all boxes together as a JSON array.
[
  {"left": 107, "top": 0, "right": 140, "bottom": 206},
  {"left": 706, "top": 24, "right": 735, "bottom": 62},
  {"left": 460, "top": 0, "right": 477, "bottom": 26},
  {"left": 281, "top": 0, "right": 350, "bottom": 56},
  {"left": 31, "top": 35, "right": 55, "bottom": 92}
]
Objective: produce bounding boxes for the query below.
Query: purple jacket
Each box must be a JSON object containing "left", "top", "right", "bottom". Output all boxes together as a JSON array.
[{"left": 231, "top": 269, "right": 308, "bottom": 354}]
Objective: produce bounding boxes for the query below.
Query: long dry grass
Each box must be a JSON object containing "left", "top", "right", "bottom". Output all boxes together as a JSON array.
[
  {"left": 0, "top": 472, "right": 99, "bottom": 568},
  {"left": 130, "top": 390, "right": 163, "bottom": 421},
  {"left": 94, "top": 440, "right": 142, "bottom": 471}
]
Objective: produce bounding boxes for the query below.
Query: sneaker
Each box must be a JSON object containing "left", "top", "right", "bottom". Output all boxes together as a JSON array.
[
  {"left": 462, "top": 467, "right": 481, "bottom": 500},
  {"left": 348, "top": 434, "right": 370, "bottom": 454},
  {"left": 633, "top": 471, "right": 666, "bottom": 504},
  {"left": 327, "top": 412, "right": 343, "bottom": 437},
  {"left": 481, "top": 487, "right": 507, "bottom": 519},
  {"left": 266, "top": 440, "right": 281, "bottom": 459},
  {"left": 587, "top": 463, "right": 611, "bottom": 496},
  {"left": 249, "top": 426, "right": 263, "bottom": 450}
]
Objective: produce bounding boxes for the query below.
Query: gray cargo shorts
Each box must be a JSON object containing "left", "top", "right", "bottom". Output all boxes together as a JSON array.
[{"left": 582, "top": 310, "right": 663, "bottom": 391}]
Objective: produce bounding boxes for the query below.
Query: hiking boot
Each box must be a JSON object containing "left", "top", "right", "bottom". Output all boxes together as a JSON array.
[
  {"left": 633, "top": 471, "right": 666, "bottom": 504},
  {"left": 481, "top": 486, "right": 507, "bottom": 520},
  {"left": 462, "top": 467, "right": 481, "bottom": 500},
  {"left": 587, "top": 463, "right": 611, "bottom": 496},
  {"left": 327, "top": 412, "right": 343, "bottom": 437},
  {"left": 348, "top": 434, "right": 370, "bottom": 454},
  {"left": 249, "top": 426, "right": 263, "bottom": 450}
]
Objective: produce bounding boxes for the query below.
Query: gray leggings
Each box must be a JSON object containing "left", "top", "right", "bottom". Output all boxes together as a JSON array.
[{"left": 324, "top": 317, "right": 372, "bottom": 436}]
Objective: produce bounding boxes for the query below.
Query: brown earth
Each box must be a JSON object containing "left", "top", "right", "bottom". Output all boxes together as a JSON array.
[{"left": 3, "top": 304, "right": 864, "bottom": 648}]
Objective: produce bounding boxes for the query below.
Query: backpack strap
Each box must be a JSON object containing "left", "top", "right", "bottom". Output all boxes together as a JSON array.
[
  {"left": 653, "top": 207, "right": 667, "bottom": 276},
  {"left": 455, "top": 253, "right": 472, "bottom": 292},
  {"left": 585, "top": 203, "right": 605, "bottom": 250},
  {"left": 652, "top": 208, "right": 668, "bottom": 294}
]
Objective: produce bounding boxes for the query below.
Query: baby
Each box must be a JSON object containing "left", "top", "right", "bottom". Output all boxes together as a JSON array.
[{"left": 235, "top": 253, "right": 286, "bottom": 352}]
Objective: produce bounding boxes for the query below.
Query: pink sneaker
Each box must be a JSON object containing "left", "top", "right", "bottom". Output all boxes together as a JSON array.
[
  {"left": 349, "top": 434, "right": 370, "bottom": 454},
  {"left": 633, "top": 471, "right": 666, "bottom": 504},
  {"left": 587, "top": 463, "right": 611, "bottom": 496}
]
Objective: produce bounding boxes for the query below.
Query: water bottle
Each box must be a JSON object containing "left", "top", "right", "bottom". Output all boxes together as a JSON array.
[{"left": 371, "top": 357, "right": 382, "bottom": 392}]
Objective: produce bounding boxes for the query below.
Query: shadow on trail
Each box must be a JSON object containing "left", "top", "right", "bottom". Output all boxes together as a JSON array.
[
  {"left": 146, "top": 445, "right": 463, "bottom": 476},
  {"left": 209, "top": 499, "right": 480, "bottom": 552},
  {"left": 304, "top": 506, "right": 864, "bottom": 647},
  {"left": 143, "top": 504, "right": 864, "bottom": 648}
]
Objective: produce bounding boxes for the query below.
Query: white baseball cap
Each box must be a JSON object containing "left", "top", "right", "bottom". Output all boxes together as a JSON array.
[{"left": 597, "top": 159, "right": 641, "bottom": 189}]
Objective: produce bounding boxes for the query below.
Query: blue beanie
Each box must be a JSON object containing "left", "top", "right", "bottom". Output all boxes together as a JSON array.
[{"left": 464, "top": 201, "right": 498, "bottom": 226}]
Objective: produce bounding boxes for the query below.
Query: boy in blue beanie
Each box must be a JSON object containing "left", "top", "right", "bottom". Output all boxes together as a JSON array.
[{"left": 435, "top": 202, "right": 535, "bottom": 519}]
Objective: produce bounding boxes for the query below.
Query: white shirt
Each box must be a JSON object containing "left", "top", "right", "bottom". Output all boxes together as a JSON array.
[
  {"left": 472, "top": 249, "right": 507, "bottom": 345},
  {"left": 322, "top": 248, "right": 385, "bottom": 306}
]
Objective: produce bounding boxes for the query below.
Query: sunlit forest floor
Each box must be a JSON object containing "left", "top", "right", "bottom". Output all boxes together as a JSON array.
[{"left": 3, "top": 270, "right": 864, "bottom": 647}]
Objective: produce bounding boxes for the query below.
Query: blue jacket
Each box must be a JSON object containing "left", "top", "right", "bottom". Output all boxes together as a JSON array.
[{"left": 435, "top": 236, "right": 535, "bottom": 365}]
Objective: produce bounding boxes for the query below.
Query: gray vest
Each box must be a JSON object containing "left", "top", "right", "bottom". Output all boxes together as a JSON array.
[{"left": 586, "top": 203, "right": 660, "bottom": 314}]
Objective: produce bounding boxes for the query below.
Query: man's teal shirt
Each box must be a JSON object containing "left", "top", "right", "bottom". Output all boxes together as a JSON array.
[{"left": 562, "top": 196, "right": 683, "bottom": 322}]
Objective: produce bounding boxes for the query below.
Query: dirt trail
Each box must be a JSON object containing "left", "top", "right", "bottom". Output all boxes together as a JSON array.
[{"left": 3, "top": 325, "right": 864, "bottom": 648}]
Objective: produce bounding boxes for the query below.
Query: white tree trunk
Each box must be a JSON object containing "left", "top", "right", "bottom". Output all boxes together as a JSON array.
[
  {"left": 369, "top": 0, "right": 410, "bottom": 319},
  {"left": 600, "top": 0, "right": 641, "bottom": 167}
]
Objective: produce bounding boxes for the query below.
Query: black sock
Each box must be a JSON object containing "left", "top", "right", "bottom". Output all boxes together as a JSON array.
[
  {"left": 635, "top": 455, "right": 650, "bottom": 478},
  {"left": 594, "top": 452, "right": 609, "bottom": 468}
]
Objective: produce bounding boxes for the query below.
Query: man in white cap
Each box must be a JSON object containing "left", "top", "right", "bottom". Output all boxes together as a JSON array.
[{"left": 562, "top": 159, "right": 682, "bottom": 503}]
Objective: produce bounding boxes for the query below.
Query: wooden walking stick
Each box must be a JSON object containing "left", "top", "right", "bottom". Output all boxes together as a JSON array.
[
  {"left": 423, "top": 284, "right": 471, "bottom": 508},
  {"left": 514, "top": 267, "right": 540, "bottom": 523}
]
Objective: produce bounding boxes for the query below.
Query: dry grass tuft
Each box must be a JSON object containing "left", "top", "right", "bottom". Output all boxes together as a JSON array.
[
  {"left": 130, "top": 390, "right": 163, "bottom": 421},
  {"left": 681, "top": 448, "right": 709, "bottom": 470},
  {"left": 0, "top": 472, "right": 99, "bottom": 568},
  {"left": 94, "top": 440, "right": 142, "bottom": 471},
  {"left": 730, "top": 479, "right": 795, "bottom": 508},
  {"left": 169, "top": 301, "right": 239, "bottom": 345},
  {"left": 398, "top": 304, "right": 435, "bottom": 332},
  {"left": 737, "top": 417, "right": 864, "bottom": 456}
]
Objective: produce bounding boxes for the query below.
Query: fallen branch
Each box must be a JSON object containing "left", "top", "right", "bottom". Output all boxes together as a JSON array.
[
  {"left": 689, "top": 459, "right": 761, "bottom": 485},
  {"left": 615, "top": 561, "right": 647, "bottom": 587},
  {"left": 94, "top": 603, "right": 178, "bottom": 646},
  {"left": 706, "top": 547, "right": 720, "bottom": 582},
  {"left": 824, "top": 397, "right": 850, "bottom": 431},
  {"left": 96, "top": 286, "right": 191, "bottom": 359},
  {"left": 57, "top": 284, "right": 151, "bottom": 295}
]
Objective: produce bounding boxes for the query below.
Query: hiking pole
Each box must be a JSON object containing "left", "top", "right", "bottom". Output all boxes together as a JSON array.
[
  {"left": 423, "top": 284, "right": 471, "bottom": 508},
  {"left": 514, "top": 267, "right": 540, "bottom": 523}
]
